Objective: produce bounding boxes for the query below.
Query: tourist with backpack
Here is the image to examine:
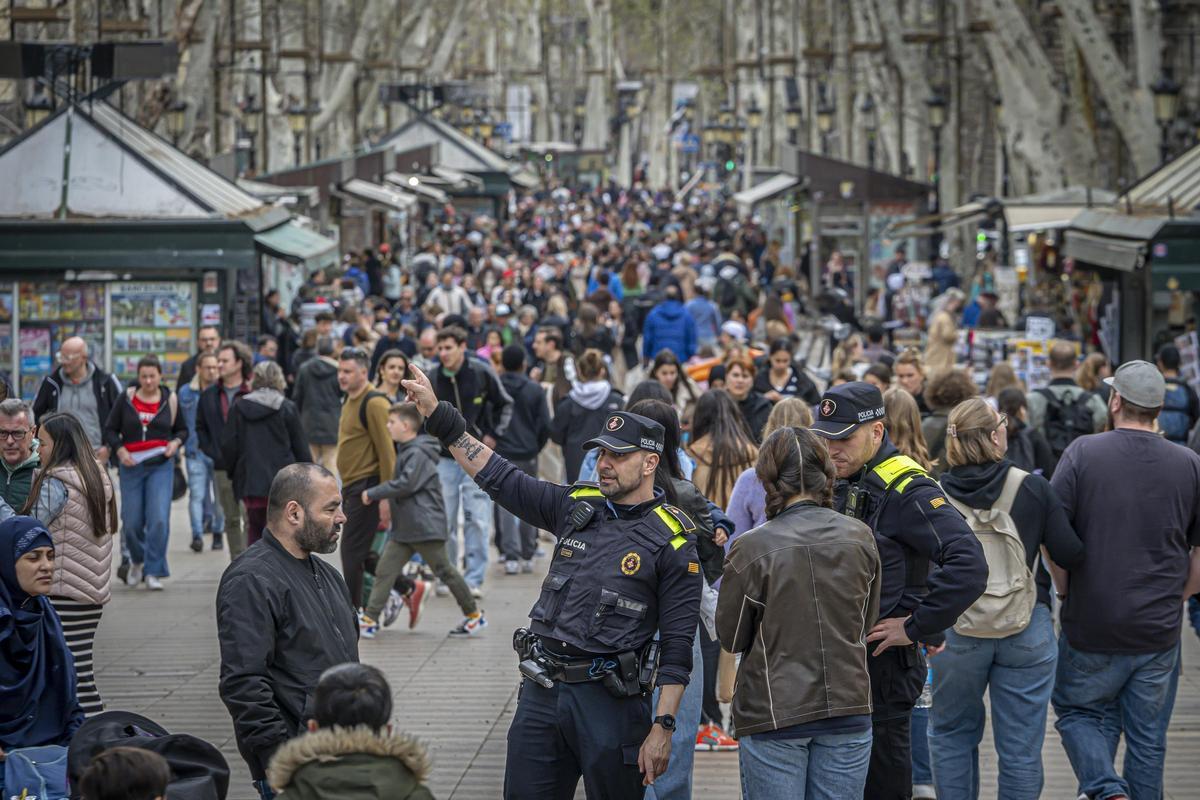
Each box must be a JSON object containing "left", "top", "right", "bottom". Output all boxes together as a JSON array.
[
  {"left": 1025, "top": 343, "right": 1107, "bottom": 468},
  {"left": 930, "top": 398, "right": 1084, "bottom": 800},
  {"left": 1155, "top": 345, "right": 1198, "bottom": 446}
]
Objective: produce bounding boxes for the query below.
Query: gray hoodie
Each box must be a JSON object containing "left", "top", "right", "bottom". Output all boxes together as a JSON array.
[{"left": 364, "top": 434, "right": 447, "bottom": 543}]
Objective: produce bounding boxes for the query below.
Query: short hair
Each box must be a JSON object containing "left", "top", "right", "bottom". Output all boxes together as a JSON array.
[
  {"left": 389, "top": 402, "right": 423, "bottom": 429},
  {"left": 501, "top": 344, "right": 527, "bottom": 372},
  {"left": 313, "top": 663, "right": 393, "bottom": 731},
  {"left": 315, "top": 311, "right": 334, "bottom": 324},
  {"left": 1048, "top": 342, "right": 1078, "bottom": 372},
  {"left": 220, "top": 340, "right": 254, "bottom": 381},
  {"left": 77, "top": 746, "right": 170, "bottom": 800},
  {"left": 198, "top": 324, "right": 220, "bottom": 337},
  {"left": 724, "top": 353, "right": 757, "bottom": 378},
  {"left": 865, "top": 322, "right": 886, "bottom": 344},
  {"left": 316, "top": 336, "right": 336, "bottom": 357},
  {"left": 1158, "top": 344, "right": 1182, "bottom": 371},
  {"left": 136, "top": 354, "right": 162, "bottom": 374},
  {"left": 996, "top": 387, "right": 1027, "bottom": 418},
  {"left": 0, "top": 398, "right": 33, "bottom": 422},
  {"left": 338, "top": 347, "right": 370, "bottom": 371},
  {"left": 196, "top": 352, "right": 218, "bottom": 367},
  {"left": 257, "top": 334, "right": 278, "bottom": 350},
  {"left": 251, "top": 360, "right": 286, "bottom": 391},
  {"left": 1118, "top": 396, "right": 1161, "bottom": 424},
  {"left": 925, "top": 368, "right": 978, "bottom": 411},
  {"left": 267, "top": 463, "right": 336, "bottom": 521},
  {"left": 436, "top": 325, "right": 467, "bottom": 345},
  {"left": 535, "top": 326, "right": 563, "bottom": 350}
]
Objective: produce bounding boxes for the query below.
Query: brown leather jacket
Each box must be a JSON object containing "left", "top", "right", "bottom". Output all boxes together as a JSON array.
[{"left": 716, "top": 501, "right": 881, "bottom": 736}]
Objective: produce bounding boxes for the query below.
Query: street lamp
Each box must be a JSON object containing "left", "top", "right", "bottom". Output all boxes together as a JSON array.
[
  {"left": 25, "top": 93, "right": 52, "bottom": 127},
  {"left": 860, "top": 94, "right": 877, "bottom": 169},
  {"left": 242, "top": 98, "right": 261, "bottom": 172},
  {"left": 785, "top": 101, "right": 801, "bottom": 145},
  {"left": 167, "top": 99, "right": 187, "bottom": 145},
  {"left": 746, "top": 96, "right": 763, "bottom": 130},
  {"left": 477, "top": 112, "right": 494, "bottom": 142},
  {"left": 718, "top": 102, "right": 734, "bottom": 128},
  {"left": 287, "top": 102, "right": 307, "bottom": 164},
  {"left": 1151, "top": 72, "right": 1181, "bottom": 164},
  {"left": 994, "top": 93, "right": 1011, "bottom": 199},
  {"left": 816, "top": 99, "right": 835, "bottom": 156},
  {"left": 927, "top": 91, "right": 948, "bottom": 260}
]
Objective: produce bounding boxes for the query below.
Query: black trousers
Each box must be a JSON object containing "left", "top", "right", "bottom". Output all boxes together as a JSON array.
[
  {"left": 865, "top": 643, "right": 927, "bottom": 800},
  {"left": 504, "top": 678, "right": 651, "bottom": 800}
]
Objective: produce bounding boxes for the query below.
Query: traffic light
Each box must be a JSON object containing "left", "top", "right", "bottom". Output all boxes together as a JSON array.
[{"left": 725, "top": 159, "right": 736, "bottom": 172}]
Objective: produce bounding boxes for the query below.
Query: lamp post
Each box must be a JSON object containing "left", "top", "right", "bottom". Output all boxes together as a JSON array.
[
  {"left": 785, "top": 101, "right": 801, "bottom": 146},
  {"left": 860, "top": 94, "right": 877, "bottom": 170},
  {"left": 926, "top": 91, "right": 948, "bottom": 260},
  {"left": 1151, "top": 73, "right": 1181, "bottom": 164},
  {"left": 167, "top": 99, "right": 187, "bottom": 146},
  {"left": 744, "top": 95, "right": 762, "bottom": 192},
  {"left": 287, "top": 103, "right": 307, "bottom": 165},
  {"left": 529, "top": 94, "right": 540, "bottom": 142},
  {"left": 242, "top": 98, "right": 261, "bottom": 173},
  {"left": 816, "top": 99, "right": 834, "bottom": 156},
  {"left": 994, "top": 94, "right": 1010, "bottom": 199}
]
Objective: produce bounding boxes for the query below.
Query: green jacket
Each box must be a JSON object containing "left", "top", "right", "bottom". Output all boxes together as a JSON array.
[
  {"left": 268, "top": 726, "right": 434, "bottom": 800},
  {"left": 0, "top": 451, "right": 38, "bottom": 511}
]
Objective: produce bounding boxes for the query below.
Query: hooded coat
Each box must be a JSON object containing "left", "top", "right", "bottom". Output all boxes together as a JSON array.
[
  {"left": 550, "top": 381, "right": 624, "bottom": 483},
  {"left": 267, "top": 725, "right": 433, "bottom": 800},
  {"left": 642, "top": 299, "right": 698, "bottom": 363},
  {"left": 291, "top": 356, "right": 342, "bottom": 446},
  {"left": 365, "top": 435, "right": 447, "bottom": 544},
  {"left": 220, "top": 389, "right": 311, "bottom": 500}
]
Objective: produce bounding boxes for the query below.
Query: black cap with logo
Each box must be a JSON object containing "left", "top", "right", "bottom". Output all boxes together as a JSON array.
[
  {"left": 582, "top": 411, "right": 665, "bottom": 455},
  {"left": 810, "top": 382, "right": 886, "bottom": 440}
]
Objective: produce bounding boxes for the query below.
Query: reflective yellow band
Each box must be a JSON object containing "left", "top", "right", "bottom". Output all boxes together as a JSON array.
[
  {"left": 872, "top": 454, "right": 927, "bottom": 486},
  {"left": 895, "top": 476, "right": 915, "bottom": 494},
  {"left": 569, "top": 487, "right": 605, "bottom": 499},
  {"left": 670, "top": 534, "right": 688, "bottom": 550},
  {"left": 654, "top": 505, "right": 683, "bottom": 535}
]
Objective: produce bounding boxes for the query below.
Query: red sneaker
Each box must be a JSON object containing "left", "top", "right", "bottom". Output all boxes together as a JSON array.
[
  {"left": 406, "top": 579, "right": 430, "bottom": 629},
  {"left": 695, "top": 723, "right": 714, "bottom": 752},
  {"left": 697, "top": 723, "right": 739, "bottom": 751}
]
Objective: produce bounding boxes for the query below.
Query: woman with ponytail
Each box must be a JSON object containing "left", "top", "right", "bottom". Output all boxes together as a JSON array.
[{"left": 717, "top": 427, "right": 882, "bottom": 798}]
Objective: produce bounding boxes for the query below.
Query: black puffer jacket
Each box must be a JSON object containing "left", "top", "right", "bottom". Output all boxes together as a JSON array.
[
  {"left": 220, "top": 389, "right": 311, "bottom": 499},
  {"left": 291, "top": 357, "right": 341, "bottom": 446},
  {"left": 217, "top": 530, "right": 358, "bottom": 780}
]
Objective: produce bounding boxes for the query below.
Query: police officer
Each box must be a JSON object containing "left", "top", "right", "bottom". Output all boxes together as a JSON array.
[
  {"left": 810, "top": 382, "right": 987, "bottom": 800},
  {"left": 400, "top": 363, "right": 702, "bottom": 799}
]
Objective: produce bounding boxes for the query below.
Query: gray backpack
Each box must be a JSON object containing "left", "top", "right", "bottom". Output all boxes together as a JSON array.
[{"left": 943, "top": 467, "right": 1035, "bottom": 638}]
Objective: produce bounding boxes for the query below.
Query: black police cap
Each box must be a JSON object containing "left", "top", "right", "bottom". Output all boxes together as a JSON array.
[
  {"left": 810, "top": 382, "right": 885, "bottom": 440},
  {"left": 582, "top": 411, "right": 665, "bottom": 455}
]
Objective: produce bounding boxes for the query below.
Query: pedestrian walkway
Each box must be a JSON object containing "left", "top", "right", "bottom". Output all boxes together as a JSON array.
[{"left": 95, "top": 500, "right": 1200, "bottom": 799}]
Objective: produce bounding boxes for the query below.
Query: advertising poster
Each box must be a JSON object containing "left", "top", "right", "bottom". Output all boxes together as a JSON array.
[
  {"left": 110, "top": 282, "right": 195, "bottom": 383},
  {"left": 17, "top": 283, "right": 106, "bottom": 400}
]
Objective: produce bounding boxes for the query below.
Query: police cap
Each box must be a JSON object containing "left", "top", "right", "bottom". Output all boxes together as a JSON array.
[
  {"left": 582, "top": 411, "right": 665, "bottom": 455},
  {"left": 811, "top": 382, "right": 886, "bottom": 440}
]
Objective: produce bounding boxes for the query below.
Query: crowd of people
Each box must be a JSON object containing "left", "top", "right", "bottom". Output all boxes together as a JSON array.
[{"left": 1, "top": 182, "right": 1198, "bottom": 800}]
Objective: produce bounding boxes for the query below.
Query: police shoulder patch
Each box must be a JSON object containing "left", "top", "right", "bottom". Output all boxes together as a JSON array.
[
  {"left": 687, "top": 562, "right": 700, "bottom": 575},
  {"left": 930, "top": 496, "right": 946, "bottom": 509}
]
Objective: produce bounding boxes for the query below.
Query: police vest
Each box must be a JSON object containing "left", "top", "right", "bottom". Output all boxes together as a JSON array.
[
  {"left": 527, "top": 484, "right": 695, "bottom": 654},
  {"left": 860, "top": 454, "right": 935, "bottom": 593}
]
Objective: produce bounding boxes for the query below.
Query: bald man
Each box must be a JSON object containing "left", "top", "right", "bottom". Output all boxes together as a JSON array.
[{"left": 32, "top": 336, "right": 122, "bottom": 462}]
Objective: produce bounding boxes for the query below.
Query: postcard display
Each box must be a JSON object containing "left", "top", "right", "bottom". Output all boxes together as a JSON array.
[
  {"left": 18, "top": 284, "right": 106, "bottom": 398},
  {"left": 110, "top": 282, "right": 195, "bottom": 384}
]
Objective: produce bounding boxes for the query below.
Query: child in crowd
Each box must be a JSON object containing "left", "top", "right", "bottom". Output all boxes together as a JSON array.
[
  {"left": 78, "top": 747, "right": 170, "bottom": 800},
  {"left": 359, "top": 402, "right": 486, "bottom": 638},
  {"left": 268, "top": 663, "right": 434, "bottom": 799}
]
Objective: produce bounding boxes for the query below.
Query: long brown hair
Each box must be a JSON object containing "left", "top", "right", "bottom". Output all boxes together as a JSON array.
[
  {"left": 690, "top": 389, "right": 757, "bottom": 502},
  {"left": 883, "top": 388, "right": 933, "bottom": 471},
  {"left": 756, "top": 427, "right": 836, "bottom": 518},
  {"left": 25, "top": 413, "right": 117, "bottom": 536}
]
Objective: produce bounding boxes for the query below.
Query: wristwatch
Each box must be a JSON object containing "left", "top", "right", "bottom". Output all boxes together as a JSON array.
[{"left": 653, "top": 714, "right": 676, "bottom": 732}]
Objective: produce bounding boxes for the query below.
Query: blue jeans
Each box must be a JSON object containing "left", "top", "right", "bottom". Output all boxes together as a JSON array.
[
  {"left": 738, "top": 728, "right": 872, "bottom": 799},
  {"left": 438, "top": 457, "right": 491, "bottom": 588},
  {"left": 253, "top": 779, "right": 275, "bottom": 799},
  {"left": 645, "top": 629, "right": 704, "bottom": 800},
  {"left": 497, "top": 457, "right": 538, "bottom": 561},
  {"left": 911, "top": 705, "right": 932, "bottom": 785},
  {"left": 1052, "top": 636, "right": 1180, "bottom": 800},
  {"left": 185, "top": 454, "right": 223, "bottom": 538},
  {"left": 119, "top": 459, "right": 174, "bottom": 578},
  {"left": 929, "top": 604, "right": 1057, "bottom": 800}
]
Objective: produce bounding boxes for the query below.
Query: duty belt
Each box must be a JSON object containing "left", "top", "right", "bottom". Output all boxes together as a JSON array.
[{"left": 512, "top": 628, "right": 659, "bottom": 698}]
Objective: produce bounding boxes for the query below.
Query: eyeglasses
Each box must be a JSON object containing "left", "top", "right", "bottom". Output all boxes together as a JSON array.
[
  {"left": 0, "top": 428, "right": 31, "bottom": 441},
  {"left": 993, "top": 414, "right": 1008, "bottom": 431}
]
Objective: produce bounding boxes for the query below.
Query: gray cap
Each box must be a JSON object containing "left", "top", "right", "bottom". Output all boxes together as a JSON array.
[{"left": 1104, "top": 360, "right": 1166, "bottom": 408}]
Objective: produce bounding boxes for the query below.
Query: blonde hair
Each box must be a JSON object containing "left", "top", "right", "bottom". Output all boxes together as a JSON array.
[
  {"left": 763, "top": 397, "right": 813, "bottom": 440},
  {"left": 985, "top": 362, "right": 1023, "bottom": 397},
  {"left": 576, "top": 348, "right": 607, "bottom": 382},
  {"left": 883, "top": 388, "right": 933, "bottom": 471},
  {"left": 831, "top": 334, "right": 864, "bottom": 376},
  {"left": 894, "top": 346, "right": 925, "bottom": 374},
  {"left": 1076, "top": 353, "right": 1109, "bottom": 392},
  {"left": 945, "top": 398, "right": 1004, "bottom": 468},
  {"left": 251, "top": 360, "right": 286, "bottom": 392}
]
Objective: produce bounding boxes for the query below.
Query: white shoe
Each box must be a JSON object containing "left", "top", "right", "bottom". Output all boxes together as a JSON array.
[
  {"left": 504, "top": 560, "right": 520, "bottom": 575},
  {"left": 382, "top": 590, "right": 404, "bottom": 628},
  {"left": 470, "top": 585, "right": 483, "bottom": 598},
  {"left": 126, "top": 563, "right": 143, "bottom": 587},
  {"left": 145, "top": 575, "right": 164, "bottom": 591},
  {"left": 521, "top": 560, "right": 534, "bottom": 573},
  {"left": 435, "top": 582, "right": 450, "bottom": 597},
  {"left": 913, "top": 785, "right": 936, "bottom": 799}
]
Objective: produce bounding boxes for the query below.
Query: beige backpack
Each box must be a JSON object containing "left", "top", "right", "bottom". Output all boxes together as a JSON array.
[{"left": 943, "top": 467, "right": 1036, "bottom": 638}]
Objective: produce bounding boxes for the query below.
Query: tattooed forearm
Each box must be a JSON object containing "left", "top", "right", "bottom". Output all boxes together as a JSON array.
[{"left": 454, "top": 434, "right": 484, "bottom": 462}]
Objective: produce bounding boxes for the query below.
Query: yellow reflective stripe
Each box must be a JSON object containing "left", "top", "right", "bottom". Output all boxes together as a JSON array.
[
  {"left": 895, "top": 476, "right": 915, "bottom": 494},
  {"left": 654, "top": 505, "right": 683, "bottom": 535},
  {"left": 569, "top": 487, "right": 605, "bottom": 499},
  {"left": 670, "top": 534, "right": 688, "bottom": 550},
  {"left": 872, "top": 454, "right": 927, "bottom": 485}
]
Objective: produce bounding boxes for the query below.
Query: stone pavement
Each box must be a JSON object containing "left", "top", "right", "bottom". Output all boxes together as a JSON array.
[{"left": 94, "top": 499, "right": 1200, "bottom": 799}]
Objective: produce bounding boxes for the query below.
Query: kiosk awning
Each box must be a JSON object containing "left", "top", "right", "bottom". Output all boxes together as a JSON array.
[
  {"left": 255, "top": 220, "right": 338, "bottom": 270},
  {"left": 1063, "top": 230, "right": 1146, "bottom": 272},
  {"left": 733, "top": 173, "right": 801, "bottom": 215},
  {"left": 339, "top": 179, "right": 418, "bottom": 212}
]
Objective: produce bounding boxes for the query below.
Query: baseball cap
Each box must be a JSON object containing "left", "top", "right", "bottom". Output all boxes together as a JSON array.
[
  {"left": 386, "top": 318, "right": 402, "bottom": 333},
  {"left": 810, "top": 382, "right": 886, "bottom": 440},
  {"left": 721, "top": 320, "right": 748, "bottom": 342},
  {"left": 495, "top": 303, "right": 512, "bottom": 316},
  {"left": 582, "top": 411, "right": 665, "bottom": 455},
  {"left": 1104, "top": 360, "right": 1166, "bottom": 408}
]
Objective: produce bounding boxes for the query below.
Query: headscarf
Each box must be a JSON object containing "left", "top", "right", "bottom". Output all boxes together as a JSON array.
[{"left": 0, "top": 515, "right": 81, "bottom": 748}]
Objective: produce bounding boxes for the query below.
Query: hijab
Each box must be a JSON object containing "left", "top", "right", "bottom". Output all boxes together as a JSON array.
[{"left": 0, "top": 515, "right": 81, "bottom": 748}]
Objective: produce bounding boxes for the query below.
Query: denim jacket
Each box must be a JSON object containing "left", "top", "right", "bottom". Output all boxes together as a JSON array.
[{"left": 178, "top": 379, "right": 204, "bottom": 458}]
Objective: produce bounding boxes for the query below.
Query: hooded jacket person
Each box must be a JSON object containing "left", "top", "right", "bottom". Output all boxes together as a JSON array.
[
  {"left": 221, "top": 383, "right": 311, "bottom": 501},
  {"left": 549, "top": 349, "right": 624, "bottom": 482},
  {"left": 291, "top": 352, "right": 342, "bottom": 447},
  {"left": 268, "top": 725, "right": 433, "bottom": 800},
  {"left": 641, "top": 286, "right": 698, "bottom": 363},
  {"left": 366, "top": 434, "right": 447, "bottom": 544}
]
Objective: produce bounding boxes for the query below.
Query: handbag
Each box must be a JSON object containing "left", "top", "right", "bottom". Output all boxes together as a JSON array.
[
  {"left": 3, "top": 744, "right": 70, "bottom": 800},
  {"left": 172, "top": 457, "right": 188, "bottom": 501}
]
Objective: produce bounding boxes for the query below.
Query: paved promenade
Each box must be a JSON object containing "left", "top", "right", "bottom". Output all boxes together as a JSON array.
[{"left": 94, "top": 500, "right": 1200, "bottom": 799}]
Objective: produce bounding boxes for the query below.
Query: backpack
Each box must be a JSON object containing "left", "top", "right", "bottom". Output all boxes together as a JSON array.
[
  {"left": 943, "top": 467, "right": 1036, "bottom": 638},
  {"left": 344, "top": 389, "right": 389, "bottom": 431},
  {"left": 1036, "top": 387, "right": 1094, "bottom": 459},
  {"left": 1159, "top": 379, "right": 1192, "bottom": 444}
]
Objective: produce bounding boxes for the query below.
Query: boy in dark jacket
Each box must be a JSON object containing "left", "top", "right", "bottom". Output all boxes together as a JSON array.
[
  {"left": 359, "top": 403, "right": 485, "bottom": 638},
  {"left": 268, "top": 663, "right": 433, "bottom": 800}
]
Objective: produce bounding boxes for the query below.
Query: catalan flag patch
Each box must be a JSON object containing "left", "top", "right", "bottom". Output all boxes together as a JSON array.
[
  {"left": 687, "top": 562, "right": 700, "bottom": 574},
  {"left": 930, "top": 497, "right": 946, "bottom": 509}
]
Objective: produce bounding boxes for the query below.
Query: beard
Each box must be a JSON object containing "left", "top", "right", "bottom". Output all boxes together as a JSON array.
[{"left": 296, "top": 514, "right": 340, "bottom": 555}]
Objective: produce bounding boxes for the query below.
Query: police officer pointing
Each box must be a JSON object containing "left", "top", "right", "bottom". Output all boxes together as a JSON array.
[
  {"left": 400, "top": 364, "right": 701, "bottom": 799},
  {"left": 811, "top": 382, "right": 987, "bottom": 800}
]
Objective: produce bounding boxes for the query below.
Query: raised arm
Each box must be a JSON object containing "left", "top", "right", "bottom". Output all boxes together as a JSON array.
[{"left": 401, "top": 364, "right": 495, "bottom": 479}]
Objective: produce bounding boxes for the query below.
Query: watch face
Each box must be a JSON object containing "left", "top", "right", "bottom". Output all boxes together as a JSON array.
[{"left": 657, "top": 714, "right": 676, "bottom": 730}]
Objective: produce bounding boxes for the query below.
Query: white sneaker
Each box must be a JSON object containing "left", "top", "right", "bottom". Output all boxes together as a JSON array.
[
  {"left": 913, "top": 785, "right": 936, "bottom": 799},
  {"left": 470, "top": 585, "right": 483, "bottom": 598},
  {"left": 145, "top": 575, "right": 164, "bottom": 591},
  {"left": 521, "top": 560, "right": 534, "bottom": 573},
  {"left": 504, "top": 560, "right": 520, "bottom": 575},
  {"left": 435, "top": 582, "right": 450, "bottom": 598},
  {"left": 382, "top": 590, "right": 404, "bottom": 628},
  {"left": 126, "top": 563, "right": 143, "bottom": 587}
]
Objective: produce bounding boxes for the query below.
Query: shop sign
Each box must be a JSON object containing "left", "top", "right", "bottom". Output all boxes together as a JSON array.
[{"left": 1025, "top": 316, "right": 1055, "bottom": 341}]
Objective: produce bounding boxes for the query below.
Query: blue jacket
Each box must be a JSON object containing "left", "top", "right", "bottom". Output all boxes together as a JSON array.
[
  {"left": 686, "top": 297, "right": 722, "bottom": 344},
  {"left": 178, "top": 380, "right": 204, "bottom": 457},
  {"left": 642, "top": 300, "right": 697, "bottom": 362}
]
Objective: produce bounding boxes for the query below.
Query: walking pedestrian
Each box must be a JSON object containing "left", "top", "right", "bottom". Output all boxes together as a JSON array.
[
  {"left": 722, "top": 355, "right": 773, "bottom": 443},
  {"left": 175, "top": 325, "right": 221, "bottom": 392},
  {"left": 551, "top": 349, "right": 624, "bottom": 484},
  {"left": 179, "top": 352, "right": 222, "bottom": 553},
  {"left": 1025, "top": 342, "right": 1107, "bottom": 468},
  {"left": 31, "top": 336, "right": 121, "bottom": 465},
  {"left": 0, "top": 398, "right": 40, "bottom": 511},
  {"left": 197, "top": 341, "right": 253, "bottom": 556},
  {"left": 103, "top": 355, "right": 186, "bottom": 591},
  {"left": 495, "top": 345, "right": 550, "bottom": 575},
  {"left": 291, "top": 336, "right": 342, "bottom": 477}
]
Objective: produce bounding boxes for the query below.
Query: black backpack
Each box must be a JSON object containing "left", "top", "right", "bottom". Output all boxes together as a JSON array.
[{"left": 1037, "top": 387, "right": 1095, "bottom": 459}]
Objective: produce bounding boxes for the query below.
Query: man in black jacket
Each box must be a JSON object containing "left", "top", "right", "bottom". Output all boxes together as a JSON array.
[
  {"left": 432, "top": 326, "right": 512, "bottom": 594},
  {"left": 217, "top": 463, "right": 357, "bottom": 800},
  {"left": 31, "top": 336, "right": 122, "bottom": 464},
  {"left": 495, "top": 345, "right": 549, "bottom": 574},
  {"left": 291, "top": 337, "right": 341, "bottom": 475},
  {"left": 175, "top": 325, "right": 222, "bottom": 392},
  {"left": 198, "top": 341, "right": 252, "bottom": 557}
]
